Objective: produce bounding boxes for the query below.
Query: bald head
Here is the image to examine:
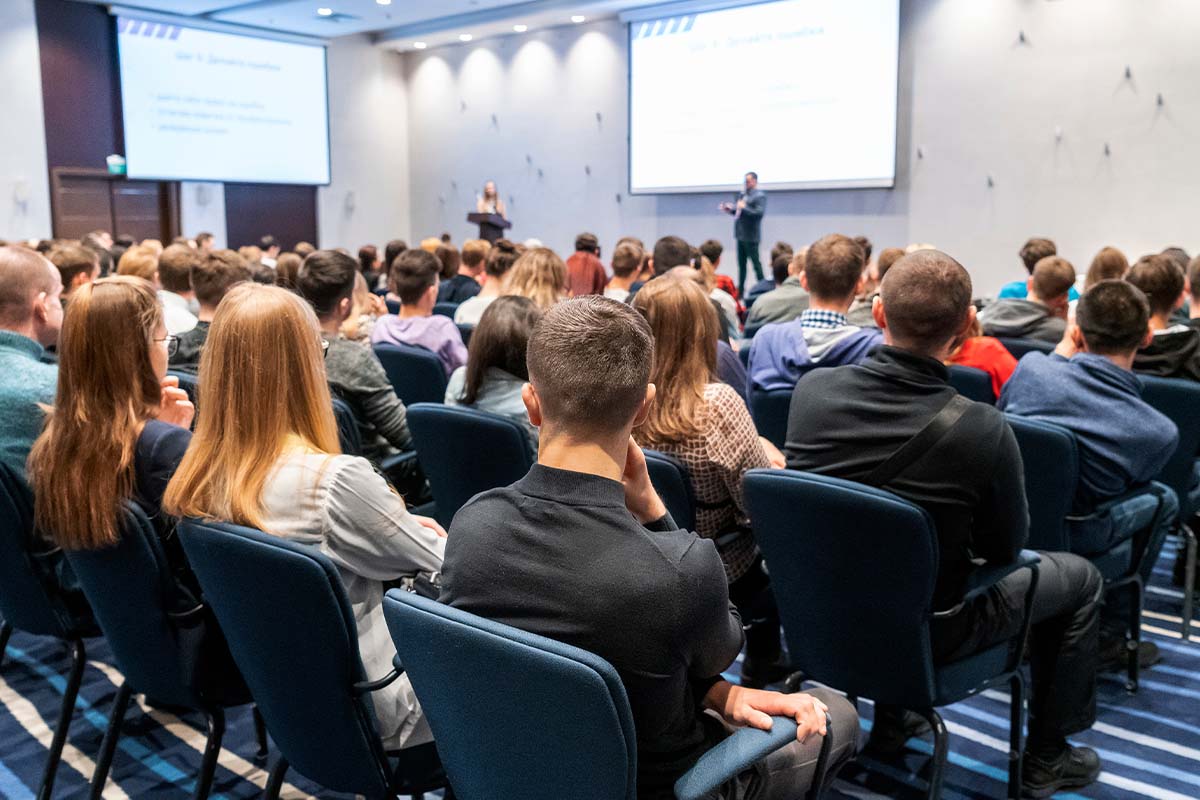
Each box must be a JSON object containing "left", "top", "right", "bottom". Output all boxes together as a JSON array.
[{"left": 878, "top": 249, "right": 973, "bottom": 356}]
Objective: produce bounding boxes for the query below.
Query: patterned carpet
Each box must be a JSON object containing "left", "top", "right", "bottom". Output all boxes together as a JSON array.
[{"left": 0, "top": 538, "right": 1195, "bottom": 799}]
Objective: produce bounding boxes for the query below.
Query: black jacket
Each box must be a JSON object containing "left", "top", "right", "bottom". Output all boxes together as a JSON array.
[{"left": 1134, "top": 325, "right": 1200, "bottom": 382}]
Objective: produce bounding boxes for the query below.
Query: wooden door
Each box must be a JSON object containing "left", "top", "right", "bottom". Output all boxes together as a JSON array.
[{"left": 49, "top": 168, "right": 179, "bottom": 242}]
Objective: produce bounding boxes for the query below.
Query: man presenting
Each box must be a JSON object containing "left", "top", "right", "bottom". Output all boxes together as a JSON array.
[{"left": 719, "top": 171, "right": 767, "bottom": 297}]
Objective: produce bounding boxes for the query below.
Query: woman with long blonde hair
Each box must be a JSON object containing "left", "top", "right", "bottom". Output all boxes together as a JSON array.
[
  {"left": 631, "top": 275, "right": 786, "bottom": 686},
  {"left": 163, "top": 283, "right": 444, "bottom": 750},
  {"left": 506, "top": 247, "right": 567, "bottom": 310}
]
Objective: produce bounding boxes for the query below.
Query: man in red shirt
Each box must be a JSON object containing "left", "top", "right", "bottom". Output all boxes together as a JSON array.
[{"left": 565, "top": 232, "right": 608, "bottom": 297}]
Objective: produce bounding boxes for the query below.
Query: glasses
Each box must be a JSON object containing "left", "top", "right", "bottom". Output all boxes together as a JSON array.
[{"left": 155, "top": 335, "right": 179, "bottom": 358}]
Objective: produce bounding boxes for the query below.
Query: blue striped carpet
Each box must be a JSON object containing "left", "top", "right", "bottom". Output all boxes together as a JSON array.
[{"left": 0, "top": 538, "right": 1195, "bottom": 799}]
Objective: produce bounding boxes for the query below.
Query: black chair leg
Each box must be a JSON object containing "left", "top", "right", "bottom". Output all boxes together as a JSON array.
[
  {"left": 1126, "top": 578, "right": 1143, "bottom": 693},
  {"left": 1182, "top": 525, "right": 1196, "bottom": 640},
  {"left": 90, "top": 682, "right": 133, "bottom": 800},
  {"left": 1007, "top": 672, "right": 1026, "bottom": 800},
  {"left": 0, "top": 622, "right": 12, "bottom": 670},
  {"left": 264, "top": 756, "right": 288, "bottom": 800},
  {"left": 39, "top": 638, "right": 85, "bottom": 800},
  {"left": 252, "top": 706, "right": 269, "bottom": 763},
  {"left": 915, "top": 708, "right": 948, "bottom": 800},
  {"left": 193, "top": 708, "right": 225, "bottom": 800}
]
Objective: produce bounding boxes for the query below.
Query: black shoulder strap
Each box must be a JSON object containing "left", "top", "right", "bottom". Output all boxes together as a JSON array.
[{"left": 862, "top": 394, "right": 973, "bottom": 488}]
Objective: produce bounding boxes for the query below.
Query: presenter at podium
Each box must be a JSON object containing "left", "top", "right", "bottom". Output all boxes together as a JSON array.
[
  {"left": 718, "top": 171, "right": 767, "bottom": 297},
  {"left": 471, "top": 180, "right": 510, "bottom": 243}
]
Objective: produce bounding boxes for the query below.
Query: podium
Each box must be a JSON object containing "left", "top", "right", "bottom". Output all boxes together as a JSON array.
[{"left": 467, "top": 212, "right": 511, "bottom": 244}]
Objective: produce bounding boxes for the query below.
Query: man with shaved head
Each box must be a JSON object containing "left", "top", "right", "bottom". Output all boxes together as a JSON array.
[
  {"left": 785, "top": 249, "right": 1104, "bottom": 797},
  {"left": 0, "top": 246, "right": 64, "bottom": 475}
]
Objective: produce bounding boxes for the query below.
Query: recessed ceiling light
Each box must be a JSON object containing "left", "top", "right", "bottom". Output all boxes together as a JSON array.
[
  {"left": 513, "top": 24, "right": 528, "bottom": 32},
  {"left": 316, "top": 6, "right": 333, "bottom": 16},
  {"left": 376, "top": 0, "right": 391, "bottom": 4},
  {"left": 413, "top": 41, "right": 427, "bottom": 49},
  {"left": 571, "top": 15, "right": 586, "bottom": 23},
  {"left": 459, "top": 33, "right": 473, "bottom": 41}
]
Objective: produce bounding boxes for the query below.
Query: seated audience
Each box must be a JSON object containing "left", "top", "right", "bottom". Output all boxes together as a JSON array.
[
  {"left": 441, "top": 295, "right": 858, "bottom": 800},
  {"left": 1084, "top": 246, "right": 1129, "bottom": 290},
  {"left": 372, "top": 248, "right": 468, "bottom": 375},
  {"left": 505, "top": 247, "right": 567, "bottom": 311},
  {"left": 999, "top": 237, "right": 1080, "bottom": 301},
  {"left": 163, "top": 283, "right": 445, "bottom": 750},
  {"left": 846, "top": 246, "right": 905, "bottom": 327},
  {"left": 79, "top": 233, "right": 113, "bottom": 277},
  {"left": 437, "top": 238, "right": 488, "bottom": 304},
  {"left": 745, "top": 242, "right": 792, "bottom": 306},
  {"left": 194, "top": 232, "right": 214, "bottom": 255},
  {"left": 434, "top": 243, "right": 461, "bottom": 284},
  {"left": 1161, "top": 246, "right": 1190, "bottom": 275},
  {"left": 420, "top": 237, "right": 442, "bottom": 253},
  {"left": 979, "top": 255, "right": 1074, "bottom": 343},
  {"left": 294, "top": 241, "right": 316, "bottom": 259},
  {"left": 624, "top": 235, "right": 693, "bottom": 305},
  {"left": 445, "top": 296, "right": 541, "bottom": 454},
  {"left": 748, "top": 234, "right": 882, "bottom": 391},
  {"left": 0, "top": 247, "right": 63, "bottom": 476},
  {"left": 170, "top": 249, "right": 252, "bottom": 373},
  {"left": 237, "top": 245, "right": 263, "bottom": 268},
  {"left": 455, "top": 239, "right": 520, "bottom": 326},
  {"left": 358, "top": 244, "right": 383, "bottom": 288},
  {"left": 158, "top": 243, "right": 201, "bottom": 330},
  {"left": 119, "top": 245, "right": 197, "bottom": 334},
  {"left": 258, "top": 235, "right": 280, "bottom": 268},
  {"left": 946, "top": 317, "right": 1018, "bottom": 397},
  {"left": 565, "top": 232, "right": 608, "bottom": 297},
  {"left": 744, "top": 249, "right": 810, "bottom": 336},
  {"left": 604, "top": 240, "right": 643, "bottom": 303},
  {"left": 787, "top": 250, "right": 1103, "bottom": 795},
  {"left": 1125, "top": 254, "right": 1200, "bottom": 380},
  {"left": 48, "top": 243, "right": 100, "bottom": 312},
  {"left": 696, "top": 250, "right": 743, "bottom": 342},
  {"left": 341, "top": 272, "right": 387, "bottom": 344},
  {"left": 699, "top": 238, "right": 745, "bottom": 304},
  {"left": 297, "top": 251, "right": 415, "bottom": 464},
  {"left": 662, "top": 267, "right": 751, "bottom": 398},
  {"left": 274, "top": 251, "right": 302, "bottom": 291}
]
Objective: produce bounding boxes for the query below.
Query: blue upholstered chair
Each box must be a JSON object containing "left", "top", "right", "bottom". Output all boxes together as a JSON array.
[
  {"left": 332, "top": 396, "right": 417, "bottom": 479},
  {"left": 738, "top": 345, "right": 751, "bottom": 368},
  {"left": 995, "top": 337, "right": 1055, "bottom": 360},
  {"left": 177, "top": 519, "right": 446, "bottom": 800},
  {"left": 1006, "top": 414, "right": 1177, "bottom": 691},
  {"left": 64, "top": 503, "right": 262, "bottom": 800},
  {"left": 381, "top": 590, "right": 831, "bottom": 800},
  {"left": 374, "top": 342, "right": 449, "bottom": 407},
  {"left": 433, "top": 302, "right": 459, "bottom": 318},
  {"left": 749, "top": 388, "right": 793, "bottom": 449},
  {"left": 0, "top": 464, "right": 99, "bottom": 800},
  {"left": 946, "top": 365, "right": 995, "bottom": 404},
  {"left": 743, "top": 469, "right": 1040, "bottom": 800},
  {"left": 643, "top": 450, "right": 697, "bottom": 532},
  {"left": 407, "top": 403, "right": 534, "bottom": 527},
  {"left": 385, "top": 298, "right": 400, "bottom": 315},
  {"left": 457, "top": 324, "right": 473, "bottom": 347},
  {"left": 1139, "top": 374, "right": 1200, "bottom": 637}
]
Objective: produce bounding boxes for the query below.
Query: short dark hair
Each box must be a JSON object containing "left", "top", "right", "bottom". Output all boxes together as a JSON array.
[
  {"left": 876, "top": 247, "right": 905, "bottom": 280},
  {"left": 880, "top": 250, "right": 973, "bottom": 354},
  {"left": 463, "top": 296, "right": 542, "bottom": 404},
  {"left": 158, "top": 244, "right": 199, "bottom": 293},
  {"left": 1077, "top": 280, "right": 1149, "bottom": 355},
  {"left": 853, "top": 236, "right": 873, "bottom": 264},
  {"left": 193, "top": 250, "right": 252, "bottom": 308},
  {"left": 358, "top": 244, "right": 378, "bottom": 275},
  {"left": 769, "top": 241, "right": 793, "bottom": 264},
  {"left": 1031, "top": 256, "right": 1075, "bottom": 302},
  {"left": 1162, "top": 247, "right": 1190, "bottom": 273},
  {"left": 1189, "top": 255, "right": 1200, "bottom": 302},
  {"left": 390, "top": 248, "right": 441, "bottom": 305},
  {"left": 384, "top": 239, "right": 407, "bottom": 271},
  {"left": 745, "top": 171, "right": 758, "bottom": 181},
  {"left": 48, "top": 244, "right": 98, "bottom": 291},
  {"left": 699, "top": 239, "right": 723, "bottom": 265},
  {"left": 195, "top": 232, "right": 213, "bottom": 246},
  {"left": 297, "top": 250, "right": 357, "bottom": 317},
  {"left": 1020, "top": 238, "right": 1056, "bottom": 274},
  {"left": 771, "top": 254, "right": 791, "bottom": 284},
  {"left": 527, "top": 296, "right": 653, "bottom": 435},
  {"left": 652, "top": 236, "right": 691, "bottom": 275},
  {"left": 435, "top": 244, "right": 460, "bottom": 281},
  {"left": 804, "top": 234, "right": 865, "bottom": 301},
  {"left": 1126, "top": 254, "right": 1184, "bottom": 317},
  {"left": 574, "top": 232, "right": 600, "bottom": 254},
  {"left": 484, "top": 239, "right": 520, "bottom": 278},
  {"left": 259, "top": 234, "right": 278, "bottom": 251},
  {"left": 275, "top": 252, "right": 302, "bottom": 290},
  {"left": 611, "top": 242, "right": 642, "bottom": 278}
]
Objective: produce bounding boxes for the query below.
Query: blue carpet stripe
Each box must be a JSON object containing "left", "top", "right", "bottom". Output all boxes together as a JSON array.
[
  {"left": 1097, "top": 702, "right": 1200, "bottom": 740},
  {"left": 0, "top": 755, "right": 35, "bottom": 800}
]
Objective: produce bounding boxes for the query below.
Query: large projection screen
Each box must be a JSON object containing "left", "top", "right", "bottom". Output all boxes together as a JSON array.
[
  {"left": 117, "top": 16, "right": 331, "bottom": 185},
  {"left": 628, "top": 0, "right": 899, "bottom": 194}
]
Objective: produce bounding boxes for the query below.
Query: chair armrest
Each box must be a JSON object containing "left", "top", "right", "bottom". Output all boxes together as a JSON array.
[
  {"left": 380, "top": 451, "right": 418, "bottom": 475},
  {"left": 674, "top": 714, "right": 815, "bottom": 800},
  {"left": 352, "top": 665, "right": 404, "bottom": 695},
  {"left": 962, "top": 550, "right": 1040, "bottom": 604}
]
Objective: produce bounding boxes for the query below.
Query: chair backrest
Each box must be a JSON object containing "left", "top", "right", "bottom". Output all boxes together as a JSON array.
[
  {"left": 457, "top": 323, "right": 473, "bottom": 347},
  {"left": 743, "top": 469, "right": 939, "bottom": 706},
  {"left": 997, "top": 337, "right": 1055, "bottom": 359},
  {"left": 432, "top": 302, "right": 458, "bottom": 318},
  {"left": 1005, "top": 414, "right": 1078, "bottom": 551},
  {"left": 167, "top": 370, "right": 199, "bottom": 406},
  {"left": 1139, "top": 374, "right": 1200, "bottom": 515},
  {"left": 374, "top": 342, "right": 449, "bottom": 406},
  {"left": 947, "top": 365, "right": 995, "bottom": 404},
  {"left": 381, "top": 591, "right": 637, "bottom": 800},
  {"left": 738, "top": 346, "right": 751, "bottom": 368},
  {"left": 385, "top": 298, "right": 400, "bottom": 315},
  {"left": 332, "top": 397, "right": 364, "bottom": 456},
  {"left": 177, "top": 519, "right": 391, "bottom": 795},
  {"left": 749, "top": 389, "right": 792, "bottom": 449},
  {"left": 64, "top": 504, "right": 200, "bottom": 708},
  {"left": 643, "top": 450, "right": 697, "bottom": 532},
  {"left": 406, "top": 404, "right": 533, "bottom": 526}
]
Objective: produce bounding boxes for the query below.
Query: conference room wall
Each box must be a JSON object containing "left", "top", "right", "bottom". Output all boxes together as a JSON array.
[
  {"left": 0, "top": 0, "right": 53, "bottom": 241},
  {"left": 404, "top": 0, "right": 1200, "bottom": 295}
]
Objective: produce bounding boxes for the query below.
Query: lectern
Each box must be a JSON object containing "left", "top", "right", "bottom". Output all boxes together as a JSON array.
[{"left": 467, "top": 212, "right": 511, "bottom": 244}]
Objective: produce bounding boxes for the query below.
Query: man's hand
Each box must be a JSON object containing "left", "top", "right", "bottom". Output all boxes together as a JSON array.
[
  {"left": 705, "top": 681, "right": 829, "bottom": 743},
  {"left": 760, "top": 437, "right": 786, "bottom": 469},
  {"left": 156, "top": 376, "right": 195, "bottom": 429},
  {"left": 736, "top": 198, "right": 747, "bottom": 211},
  {"left": 622, "top": 437, "right": 668, "bottom": 524},
  {"left": 718, "top": 202, "right": 734, "bottom": 213},
  {"left": 1055, "top": 323, "right": 1079, "bottom": 358}
]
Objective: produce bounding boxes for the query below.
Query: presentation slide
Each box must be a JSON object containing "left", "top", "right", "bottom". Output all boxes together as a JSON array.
[
  {"left": 117, "top": 17, "right": 330, "bottom": 185},
  {"left": 628, "top": 0, "right": 899, "bottom": 194}
]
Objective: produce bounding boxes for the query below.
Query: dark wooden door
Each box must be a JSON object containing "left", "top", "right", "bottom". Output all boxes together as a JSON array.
[{"left": 50, "top": 168, "right": 179, "bottom": 242}]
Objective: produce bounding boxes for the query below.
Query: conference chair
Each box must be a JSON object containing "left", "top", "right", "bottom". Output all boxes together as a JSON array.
[
  {"left": 643, "top": 449, "right": 697, "bottom": 532},
  {"left": 374, "top": 342, "right": 449, "bottom": 406},
  {"left": 381, "top": 590, "right": 832, "bottom": 800},
  {"left": 64, "top": 503, "right": 262, "bottom": 800},
  {"left": 332, "top": 396, "right": 418, "bottom": 477},
  {"left": 1006, "top": 414, "right": 1176, "bottom": 692},
  {"left": 457, "top": 324, "right": 473, "bottom": 347},
  {"left": 1137, "top": 375, "right": 1200, "bottom": 637},
  {"left": 386, "top": 298, "right": 400, "bottom": 315},
  {"left": 995, "top": 337, "right": 1055, "bottom": 360},
  {"left": 749, "top": 389, "right": 793, "bottom": 449},
  {"left": 406, "top": 404, "right": 534, "bottom": 527},
  {"left": 946, "top": 365, "right": 995, "bottom": 404},
  {"left": 177, "top": 519, "right": 447, "bottom": 800},
  {"left": 744, "top": 469, "right": 1040, "bottom": 800},
  {"left": 0, "top": 464, "right": 99, "bottom": 800},
  {"left": 433, "top": 302, "right": 458, "bottom": 318}
]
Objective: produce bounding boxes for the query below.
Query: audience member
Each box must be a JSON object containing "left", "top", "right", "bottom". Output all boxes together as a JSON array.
[
  {"left": 1084, "top": 246, "right": 1129, "bottom": 290},
  {"left": 659, "top": 267, "right": 751, "bottom": 399},
  {"left": 0, "top": 247, "right": 63, "bottom": 476},
  {"left": 141, "top": 239, "right": 165, "bottom": 256},
  {"left": 341, "top": 272, "right": 387, "bottom": 344},
  {"left": 506, "top": 247, "right": 567, "bottom": 311},
  {"left": 946, "top": 317, "right": 1018, "bottom": 397},
  {"left": 441, "top": 295, "right": 858, "bottom": 799},
  {"left": 1161, "top": 246, "right": 1190, "bottom": 275},
  {"left": 604, "top": 240, "right": 643, "bottom": 303},
  {"left": 455, "top": 238, "right": 520, "bottom": 326},
  {"left": 1125, "top": 254, "right": 1200, "bottom": 380},
  {"left": 565, "top": 232, "right": 608, "bottom": 297},
  {"left": 358, "top": 244, "right": 382, "bottom": 287},
  {"left": 158, "top": 243, "right": 201, "bottom": 333},
  {"left": 237, "top": 245, "right": 264, "bottom": 267},
  {"left": 82, "top": 229, "right": 113, "bottom": 252},
  {"left": 259, "top": 235, "right": 280, "bottom": 268},
  {"left": 624, "top": 235, "right": 691, "bottom": 305},
  {"left": 437, "top": 240, "right": 485, "bottom": 304},
  {"left": 420, "top": 237, "right": 442, "bottom": 254},
  {"left": 170, "top": 249, "right": 252, "bottom": 372},
  {"left": 48, "top": 243, "right": 100, "bottom": 312},
  {"left": 274, "top": 251, "right": 302, "bottom": 291},
  {"left": 294, "top": 241, "right": 316, "bottom": 259},
  {"left": 434, "top": 243, "right": 461, "bottom": 283},
  {"left": 699, "top": 238, "right": 743, "bottom": 302},
  {"left": 195, "top": 231, "right": 214, "bottom": 254},
  {"left": 999, "top": 237, "right": 1080, "bottom": 301},
  {"left": 164, "top": 283, "right": 445, "bottom": 752},
  {"left": 373, "top": 248, "right": 468, "bottom": 375},
  {"left": 846, "top": 246, "right": 904, "bottom": 327},
  {"left": 979, "top": 256, "right": 1074, "bottom": 343},
  {"left": 696, "top": 250, "right": 743, "bottom": 341},
  {"left": 787, "top": 250, "right": 1104, "bottom": 795},
  {"left": 747, "top": 234, "right": 882, "bottom": 391},
  {"left": 744, "top": 249, "right": 809, "bottom": 336},
  {"left": 445, "top": 296, "right": 541, "bottom": 454},
  {"left": 1189, "top": 255, "right": 1200, "bottom": 326}
]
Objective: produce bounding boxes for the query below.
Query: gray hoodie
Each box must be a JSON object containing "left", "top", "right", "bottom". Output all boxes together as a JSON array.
[{"left": 979, "top": 298, "right": 1065, "bottom": 343}]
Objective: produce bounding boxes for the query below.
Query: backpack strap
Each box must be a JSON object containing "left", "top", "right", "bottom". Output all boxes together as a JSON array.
[{"left": 862, "top": 394, "right": 973, "bottom": 488}]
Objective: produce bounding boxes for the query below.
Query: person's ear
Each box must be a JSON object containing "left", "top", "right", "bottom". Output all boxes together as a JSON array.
[
  {"left": 647, "top": 257, "right": 654, "bottom": 275},
  {"left": 337, "top": 295, "right": 353, "bottom": 320},
  {"left": 631, "top": 383, "right": 657, "bottom": 428},
  {"left": 871, "top": 294, "right": 886, "bottom": 330},
  {"left": 70, "top": 271, "right": 89, "bottom": 290},
  {"left": 521, "top": 383, "right": 542, "bottom": 427},
  {"left": 854, "top": 273, "right": 866, "bottom": 296},
  {"left": 1026, "top": 276, "right": 1034, "bottom": 292},
  {"left": 800, "top": 272, "right": 810, "bottom": 292},
  {"left": 1142, "top": 324, "right": 1155, "bottom": 349},
  {"left": 31, "top": 292, "right": 49, "bottom": 324},
  {"left": 1177, "top": 288, "right": 1188, "bottom": 311},
  {"left": 949, "top": 305, "right": 977, "bottom": 351},
  {"left": 425, "top": 283, "right": 438, "bottom": 303},
  {"left": 1071, "top": 324, "right": 1086, "bottom": 352}
]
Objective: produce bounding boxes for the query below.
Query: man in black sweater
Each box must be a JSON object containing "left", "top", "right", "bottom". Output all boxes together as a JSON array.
[
  {"left": 441, "top": 296, "right": 858, "bottom": 800},
  {"left": 785, "top": 250, "right": 1104, "bottom": 799}
]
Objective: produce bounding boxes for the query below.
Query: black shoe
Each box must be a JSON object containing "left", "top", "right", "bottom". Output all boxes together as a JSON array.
[
  {"left": 864, "top": 710, "right": 931, "bottom": 758},
  {"left": 738, "top": 656, "right": 793, "bottom": 689},
  {"left": 1021, "top": 745, "right": 1101, "bottom": 798},
  {"left": 1099, "top": 637, "right": 1162, "bottom": 671}
]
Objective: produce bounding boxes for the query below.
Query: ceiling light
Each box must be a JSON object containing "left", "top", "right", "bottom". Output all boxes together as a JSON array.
[
  {"left": 513, "top": 24, "right": 528, "bottom": 32},
  {"left": 413, "top": 41, "right": 427, "bottom": 49},
  {"left": 376, "top": 0, "right": 391, "bottom": 4},
  {"left": 571, "top": 15, "right": 586, "bottom": 23},
  {"left": 459, "top": 33, "right": 473, "bottom": 41},
  {"left": 316, "top": 7, "right": 333, "bottom": 16}
]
